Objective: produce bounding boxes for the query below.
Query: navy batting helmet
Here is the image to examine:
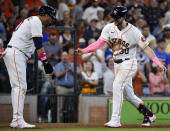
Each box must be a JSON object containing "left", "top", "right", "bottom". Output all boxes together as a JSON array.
[
  {"left": 110, "top": 6, "right": 127, "bottom": 19},
  {"left": 39, "top": 5, "right": 56, "bottom": 20}
]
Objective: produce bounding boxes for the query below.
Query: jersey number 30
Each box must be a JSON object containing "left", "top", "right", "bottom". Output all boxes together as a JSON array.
[{"left": 120, "top": 48, "right": 129, "bottom": 54}]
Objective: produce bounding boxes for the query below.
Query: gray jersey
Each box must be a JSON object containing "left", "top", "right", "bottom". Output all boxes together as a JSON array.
[{"left": 8, "top": 16, "right": 42, "bottom": 57}]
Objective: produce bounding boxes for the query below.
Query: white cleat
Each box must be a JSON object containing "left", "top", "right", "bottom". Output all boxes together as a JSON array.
[
  {"left": 10, "top": 121, "right": 36, "bottom": 128},
  {"left": 141, "top": 115, "right": 156, "bottom": 127},
  {"left": 104, "top": 121, "right": 121, "bottom": 128}
]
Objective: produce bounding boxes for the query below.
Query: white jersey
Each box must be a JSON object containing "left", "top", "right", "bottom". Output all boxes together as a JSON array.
[
  {"left": 8, "top": 16, "right": 43, "bottom": 58},
  {"left": 100, "top": 23, "right": 149, "bottom": 60}
]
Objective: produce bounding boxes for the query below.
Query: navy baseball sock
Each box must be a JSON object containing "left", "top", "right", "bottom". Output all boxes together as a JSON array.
[{"left": 138, "top": 104, "right": 153, "bottom": 117}]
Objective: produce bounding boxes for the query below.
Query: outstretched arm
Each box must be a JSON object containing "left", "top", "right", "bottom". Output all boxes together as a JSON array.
[{"left": 75, "top": 38, "right": 107, "bottom": 55}]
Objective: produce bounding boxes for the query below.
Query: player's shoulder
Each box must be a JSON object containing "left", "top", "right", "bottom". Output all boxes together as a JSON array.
[
  {"left": 29, "top": 16, "right": 42, "bottom": 24},
  {"left": 130, "top": 23, "right": 141, "bottom": 33},
  {"left": 103, "top": 23, "right": 114, "bottom": 29}
]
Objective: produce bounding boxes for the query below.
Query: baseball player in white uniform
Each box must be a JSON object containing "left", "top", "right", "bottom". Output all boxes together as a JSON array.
[
  {"left": 0, "top": 5, "right": 55, "bottom": 128},
  {"left": 75, "top": 6, "right": 167, "bottom": 127}
]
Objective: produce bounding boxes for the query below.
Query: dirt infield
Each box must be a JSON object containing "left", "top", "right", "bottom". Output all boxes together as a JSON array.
[{"left": 1, "top": 124, "right": 170, "bottom": 129}]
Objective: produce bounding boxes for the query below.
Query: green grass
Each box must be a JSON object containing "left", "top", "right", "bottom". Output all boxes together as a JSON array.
[
  {"left": 0, "top": 128, "right": 170, "bottom": 131},
  {"left": 0, "top": 123, "right": 170, "bottom": 131}
]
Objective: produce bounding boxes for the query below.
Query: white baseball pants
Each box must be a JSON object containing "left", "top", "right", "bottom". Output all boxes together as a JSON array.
[
  {"left": 111, "top": 59, "right": 143, "bottom": 123},
  {"left": 3, "top": 48, "right": 28, "bottom": 123}
]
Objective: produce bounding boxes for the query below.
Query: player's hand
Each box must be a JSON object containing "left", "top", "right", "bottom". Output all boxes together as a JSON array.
[
  {"left": 43, "top": 60, "right": 53, "bottom": 74},
  {"left": 158, "top": 64, "right": 167, "bottom": 73},
  {"left": 75, "top": 48, "right": 83, "bottom": 56}
]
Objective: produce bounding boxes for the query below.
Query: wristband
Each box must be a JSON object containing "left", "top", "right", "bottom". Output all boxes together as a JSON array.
[
  {"left": 152, "top": 57, "right": 162, "bottom": 65},
  {"left": 38, "top": 52, "right": 47, "bottom": 61}
]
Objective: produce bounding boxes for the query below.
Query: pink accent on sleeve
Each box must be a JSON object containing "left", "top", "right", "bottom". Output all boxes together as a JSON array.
[
  {"left": 152, "top": 57, "right": 162, "bottom": 65},
  {"left": 82, "top": 38, "right": 107, "bottom": 54},
  {"left": 38, "top": 52, "right": 47, "bottom": 61}
]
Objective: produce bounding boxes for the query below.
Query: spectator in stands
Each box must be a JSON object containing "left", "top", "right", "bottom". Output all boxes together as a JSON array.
[
  {"left": 75, "top": 20, "right": 86, "bottom": 42},
  {"left": 152, "top": 17, "right": 167, "bottom": 41},
  {"left": 149, "top": 63, "right": 168, "bottom": 95},
  {"left": 103, "top": 57, "right": 114, "bottom": 95},
  {"left": 43, "top": 33, "right": 62, "bottom": 67},
  {"left": 135, "top": 17, "right": 147, "bottom": 32},
  {"left": 96, "top": 10, "right": 106, "bottom": 31},
  {"left": 78, "top": 38, "right": 86, "bottom": 49},
  {"left": 142, "top": 25, "right": 157, "bottom": 49},
  {"left": 59, "top": 25, "right": 73, "bottom": 52},
  {"left": 56, "top": 0, "right": 70, "bottom": 21},
  {"left": 0, "top": 58, "right": 10, "bottom": 93},
  {"left": 104, "top": 44, "right": 113, "bottom": 62},
  {"left": 26, "top": 55, "right": 34, "bottom": 90},
  {"left": 128, "top": 7, "right": 143, "bottom": 25},
  {"left": 82, "top": 0, "right": 104, "bottom": 23},
  {"left": 0, "top": 0, "right": 18, "bottom": 19},
  {"left": 38, "top": 60, "right": 54, "bottom": 123},
  {"left": 133, "top": 64, "right": 147, "bottom": 96},
  {"left": 143, "top": 0, "right": 164, "bottom": 32},
  {"left": 159, "top": 0, "right": 168, "bottom": 15},
  {"left": 0, "top": 12, "right": 6, "bottom": 42},
  {"left": 24, "top": 0, "right": 43, "bottom": 16},
  {"left": 84, "top": 19, "right": 100, "bottom": 46},
  {"left": 68, "top": 45, "right": 83, "bottom": 70},
  {"left": 127, "top": 0, "right": 145, "bottom": 15},
  {"left": 163, "top": 24, "right": 170, "bottom": 54},
  {"left": 54, "top": 52, "right": 74, "bottom": 94},
  {"left": 58, "top": 10, "right": 72, "bottom": 26},
  {"left": 136, "top": 45, "right": 151, "bottom": 78},
  {"left": 154, "top": 39, "right": 170, "bottom": 78},
  {"left": 81, "top": 38, "right": 105, "bottom": 79},
  {"left": 15, "top": 8, "right": 29, "bottom": 27},
  {"left": 0, "top": 39, "right": 3, "bottom": 49},
  {"left": 72, "top": 0, "right": 85, "bottom": 21},
  {"left": 165, "top": 1, "right": 170, "bottom": 24},
  {"left": 6, "top": 16, "right": 16, "bottom": 42},
  {"left": 80, "top": 60, "right": 98, "bottom": 95}
]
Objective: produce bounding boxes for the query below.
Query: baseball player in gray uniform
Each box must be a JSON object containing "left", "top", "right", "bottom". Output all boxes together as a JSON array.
[
  {"left": 1, "top": 6, "right": 55, "bottom": 128},
  {"left": 75, "top": 6, "right": 167, "bottom": 127}
]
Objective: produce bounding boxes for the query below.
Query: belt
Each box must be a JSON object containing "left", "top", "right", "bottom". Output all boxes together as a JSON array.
[
  {"left": 114, "top": 58, "right": 130, "bottom": 64},
  {"left": 7, "top": 45, "right": 29, "bottom": 58}
]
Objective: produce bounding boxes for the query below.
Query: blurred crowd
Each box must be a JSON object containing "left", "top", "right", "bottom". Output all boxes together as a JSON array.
[{"left": 0, "top": 0, "right": 170, "bottom": 98}]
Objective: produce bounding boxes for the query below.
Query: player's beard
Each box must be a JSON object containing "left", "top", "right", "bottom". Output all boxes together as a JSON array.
[
  {"left": 116, "top": 21, "right": 123, "bottom": 27},
  {"left": 45, "top": 20, "right": 51, "bottom": 27}
]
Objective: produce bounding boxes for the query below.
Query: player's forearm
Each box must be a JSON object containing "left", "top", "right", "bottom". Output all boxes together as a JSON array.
[
  {"left": 33, "top": 37, "right": 48, "bottom": 61},
  {"left": 82, "top": 38, "right": 106, "bottom": 54},
  {"left": 144, "top": 46, "right": 162, "bottom": 65},
  {"left": 144, "top": 46, "right": 156, "bottom": 59}
]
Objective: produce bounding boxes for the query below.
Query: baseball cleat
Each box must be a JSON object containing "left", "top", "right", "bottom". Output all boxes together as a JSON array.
[
  {"left": 141, "top": 115, "right": 156, "bottom": 127},
  {"left": 104, "top": 121, "right": 121, "bottom": 128},
  {"left": 10, "top": 121, "right": 36, "bottom": 128}
]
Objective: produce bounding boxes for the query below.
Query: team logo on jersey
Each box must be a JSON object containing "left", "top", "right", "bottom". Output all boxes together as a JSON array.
[
  {"left": 109, "top": 38, "right": 130, "bottom": 54},
  {"left": 141, "top": 36, "right": 146, "bottom": 42}
]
